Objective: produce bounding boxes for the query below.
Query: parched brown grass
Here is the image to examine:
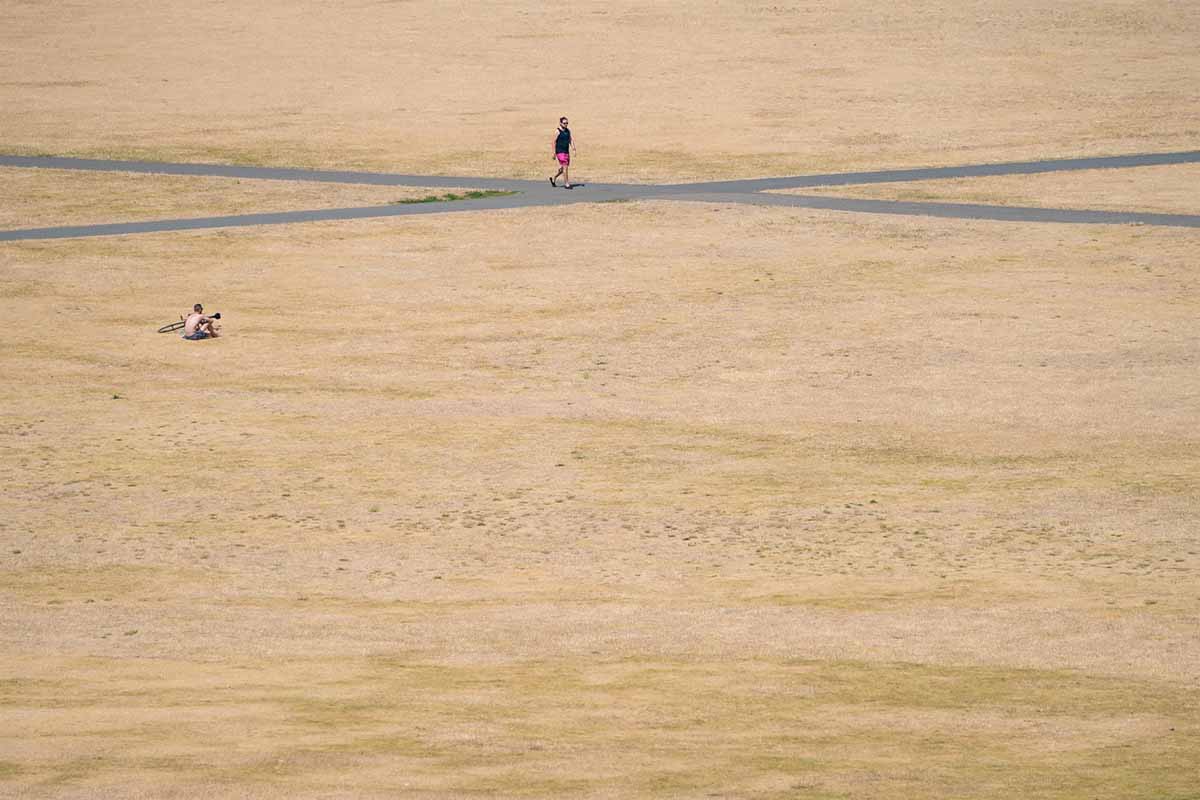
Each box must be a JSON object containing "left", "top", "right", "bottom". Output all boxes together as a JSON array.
[
  {"left": 0, "top": 168, "right": 473, "bottom": 230},
  {"left": 3, "top": 0, "right": 1199, "bottom": 181},
  {"left": 2, "top": 1, "right": 1199, "bottom": 798},
  {"left": 785, "top": 163, "right": 1200, "bottom": 214},
  {"left": 3, "top": 199, "right": 1198, "bottom": 797},
  {"left": 4, "top": 656, "right": 1196, "bottom": 799}
]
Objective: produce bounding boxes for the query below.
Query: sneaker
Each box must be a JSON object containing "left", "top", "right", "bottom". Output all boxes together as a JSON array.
[{"left": 549, "top": 176, "right": 556, "bottom": 187}]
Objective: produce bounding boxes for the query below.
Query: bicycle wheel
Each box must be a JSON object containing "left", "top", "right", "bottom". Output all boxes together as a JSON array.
[{"left": 157, "top": 320, "right": 186, "bottom": 333}]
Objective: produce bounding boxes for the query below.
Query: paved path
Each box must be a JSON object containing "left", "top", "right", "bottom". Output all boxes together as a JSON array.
[{"left": 2, "top": 150, "right": 1199, "bottom": 241}]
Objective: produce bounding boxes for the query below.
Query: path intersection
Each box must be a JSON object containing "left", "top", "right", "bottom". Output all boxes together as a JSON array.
[{"left": 1, "top": 150, "right": 1199, "bottom": 241}]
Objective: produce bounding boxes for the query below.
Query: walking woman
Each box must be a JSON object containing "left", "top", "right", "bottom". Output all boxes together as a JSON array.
[{"left": 549, "top": 116, "right": 576, "bottom": 189}]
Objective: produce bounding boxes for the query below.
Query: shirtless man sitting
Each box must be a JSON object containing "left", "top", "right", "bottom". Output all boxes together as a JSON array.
[{"left": 182, "top": 303, "right": 220, "bottom": 340}]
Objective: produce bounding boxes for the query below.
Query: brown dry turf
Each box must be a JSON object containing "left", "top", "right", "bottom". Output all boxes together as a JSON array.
[
  {"left": 2, "top": 2, "right": 1199, "bottom": 798},
  {"left": 789, "top": 163, "right": 1200, "bottom": 215},
  {"left": 0, "top": 168, "right": 474, "bottom": 231}
]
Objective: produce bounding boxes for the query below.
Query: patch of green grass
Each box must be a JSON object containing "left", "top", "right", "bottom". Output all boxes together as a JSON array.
[{"left": 391, "top": 190, "right": 516, "bottom": 205}]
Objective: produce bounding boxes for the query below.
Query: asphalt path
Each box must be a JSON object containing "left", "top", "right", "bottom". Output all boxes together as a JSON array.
[
  {"left": 679, "top": 191, "right": 1200, "bottom": 228},
  {"left": 2, "top": 150, "right": 1198, "bottom": 241},
  {"left": 666, "top": 150, "right": 1200, "bottom": 193}
]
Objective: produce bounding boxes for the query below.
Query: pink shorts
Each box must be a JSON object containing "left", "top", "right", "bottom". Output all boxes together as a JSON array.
[{"left": 556, "top": 152, "right": 570, "bottom": 166}]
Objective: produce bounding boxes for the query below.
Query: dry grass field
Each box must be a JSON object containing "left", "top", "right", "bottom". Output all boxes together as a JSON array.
[
  {"left": 791, "top": 163, "right": 1200, "bottom": 214},
  {"left": 2, "top": 2, "right": 1199, "bottom": 798},
  {"left": 0, "top": 169, "right": 475, "bottom": 231},
  {"left": 4, "top": 0, "right": 1199, "bottom": 180}
]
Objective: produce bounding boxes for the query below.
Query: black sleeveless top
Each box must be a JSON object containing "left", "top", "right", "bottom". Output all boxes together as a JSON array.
[{"left": 555, "top": 127, "right": 571, "bottom": 154}]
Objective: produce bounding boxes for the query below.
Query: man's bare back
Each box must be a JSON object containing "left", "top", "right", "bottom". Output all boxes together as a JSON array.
[{"left": 182, "top": 304, "right": 219, "bottom": 340}]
